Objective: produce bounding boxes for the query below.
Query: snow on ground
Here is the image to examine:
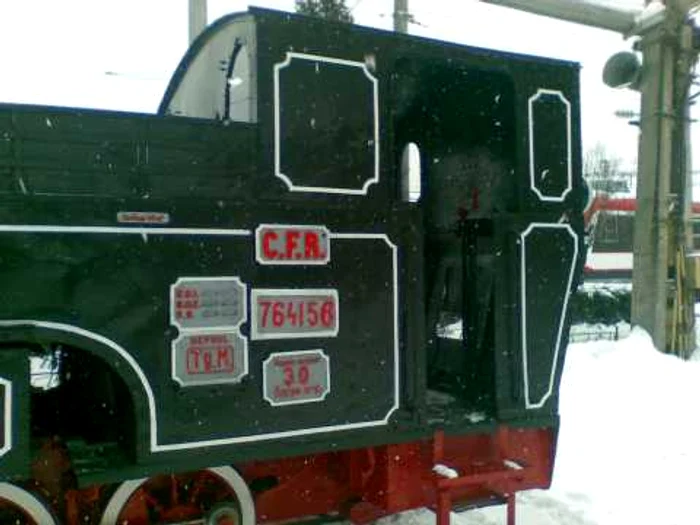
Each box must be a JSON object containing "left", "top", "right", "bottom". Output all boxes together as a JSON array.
[
  {"left": 384, "top": 327, "right": 700, "bottom": 524},
  {"left": 578, "top": 281, "right": 632, "bottom": 295}
]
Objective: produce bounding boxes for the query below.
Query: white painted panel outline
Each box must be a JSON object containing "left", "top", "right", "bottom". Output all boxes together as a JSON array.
[
  {"left": 0, "top": 225, "right": 399, "bottom": 452},
  {"left": 520, "top": 223, "right": 579, "bottom": 409},
  {"left": 0, "top": 377, "right": 12, "bottom": 459},
  {"left": 274, "top": 52, "right": 380, "bottom": 195},
  {"left": 528, "top": 89, "right": 572, "bottom": 203}
]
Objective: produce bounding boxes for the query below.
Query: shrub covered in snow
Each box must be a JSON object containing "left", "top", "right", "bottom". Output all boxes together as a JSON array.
[{"left": 569, "top": 283, "right": 630, "bottom": 325}]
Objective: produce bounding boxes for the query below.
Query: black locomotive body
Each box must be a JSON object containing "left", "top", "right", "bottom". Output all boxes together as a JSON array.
[{"left": 0, "top": 8, "right": 585, "bottom": 524}]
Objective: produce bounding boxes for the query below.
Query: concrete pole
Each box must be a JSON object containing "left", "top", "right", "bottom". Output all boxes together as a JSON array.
[
  {"left": 394, "top": 0, "right": 409, "bottom": 33},
  {"left": 189, "top": 0, "right": 207, "bottom": 45},
  {"left": 632, "top": 1, "right": 697, "bottom": 355},
  {"left": 631, "top": 20, "right": 677, "bottom": 352},
  {"left": 667, "top": 22, "right": 697, "bottom": 356}
]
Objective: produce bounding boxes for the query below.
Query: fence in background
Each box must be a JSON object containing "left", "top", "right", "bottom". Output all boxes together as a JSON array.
[{"left": 569, "top": 325, "right": 622, "bottom": 343}]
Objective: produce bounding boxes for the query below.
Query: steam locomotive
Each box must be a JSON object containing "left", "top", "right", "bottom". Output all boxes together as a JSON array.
[{"left": 0, "top": 8, "right": 586, "bottom": 524}]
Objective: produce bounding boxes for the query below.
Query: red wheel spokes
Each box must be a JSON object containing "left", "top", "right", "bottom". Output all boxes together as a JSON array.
[
  {"left": 170, "top": 474, "right": 179, "bottom": 507},
  {"left": 113, "top": 471, "right": 240, "bottom": 523},
  {"left": 188, "top": 474, "right": 208, "bottom": 505},
  {"left": 144, "top": 491, "right": 163, "bottom": 514}
]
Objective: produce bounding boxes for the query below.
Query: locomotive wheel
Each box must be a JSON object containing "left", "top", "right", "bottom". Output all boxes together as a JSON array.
[
  {"left": 206, "top": 502, "right": 242, "bottom": 525},
  {"left": 0, "top": 482, "right": 58, "bottom": 524},
  {"left": 99, "top": 466, "right": 254, "bottom": 525}
]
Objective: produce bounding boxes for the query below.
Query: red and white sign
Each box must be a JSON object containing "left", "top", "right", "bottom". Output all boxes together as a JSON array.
[
  {"left": 170, "top": 277, "right": 247, "bottom": 330},
  {"left": 251, "top": 289, "right": 339, "bottom": 340},
  {"left": 262, "top": 350, "right": 330, "bottom": 406},
  {"left": 172, "top": 332, "right": 247, "bottom": 386},
  {"left": 117, "top": 211, "right": 171, "bottom": 224},
  {"left": 185, "top": 334, "right": 234, "bottom": 374},
  {"left": 255, "top": 224, "right": 330, "bottom": 265}
]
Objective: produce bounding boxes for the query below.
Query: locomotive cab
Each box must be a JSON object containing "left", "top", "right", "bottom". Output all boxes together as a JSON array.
[{"left": 393, "top": 58, "right": 516, "bottom": 415}]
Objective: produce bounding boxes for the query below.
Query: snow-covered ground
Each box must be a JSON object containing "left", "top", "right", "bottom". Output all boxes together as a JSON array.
[{"left": 382, "top": 327, "right": 700, "bottom": 524}]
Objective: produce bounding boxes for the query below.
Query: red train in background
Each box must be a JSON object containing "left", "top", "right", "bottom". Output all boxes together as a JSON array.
[{"left": 584, "top": 193, "right": 700, "bottom": 281}]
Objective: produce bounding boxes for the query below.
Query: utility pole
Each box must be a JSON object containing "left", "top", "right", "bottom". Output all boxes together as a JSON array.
[
  {"left": 394, "top": 0, "right": 410, "bottom": 33},
  {"left": 189, "top": 0, "right": 207, "bottom": 45},
  {"left": 480, "top": 0, "right": 699, "bottom": 354},
  {"left": 666, "top": 19, "right": 697, "bottom": 356},
  {"left": 622, "top": 1, "right": 697, "bottom": 355},
  {"left": 631, "top": 11, "right": 677, "bottom": 352}
]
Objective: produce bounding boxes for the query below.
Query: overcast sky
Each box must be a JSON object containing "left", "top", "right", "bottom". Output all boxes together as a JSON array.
[{"left": 0, "top": 0, "right": 655, "bottom": 168}]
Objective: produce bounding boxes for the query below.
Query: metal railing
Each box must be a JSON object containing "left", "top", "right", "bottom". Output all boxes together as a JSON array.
[{"left": 569, "top": 325, "right": 621, "bottom": 343}]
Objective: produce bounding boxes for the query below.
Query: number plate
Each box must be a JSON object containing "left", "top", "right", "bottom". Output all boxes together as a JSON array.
[
  {"left": 262, "top": 350, "right": 330, "bottom": 406},
  {"left": 251, "top": 289, "right": 339, "bottom": 340}
]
